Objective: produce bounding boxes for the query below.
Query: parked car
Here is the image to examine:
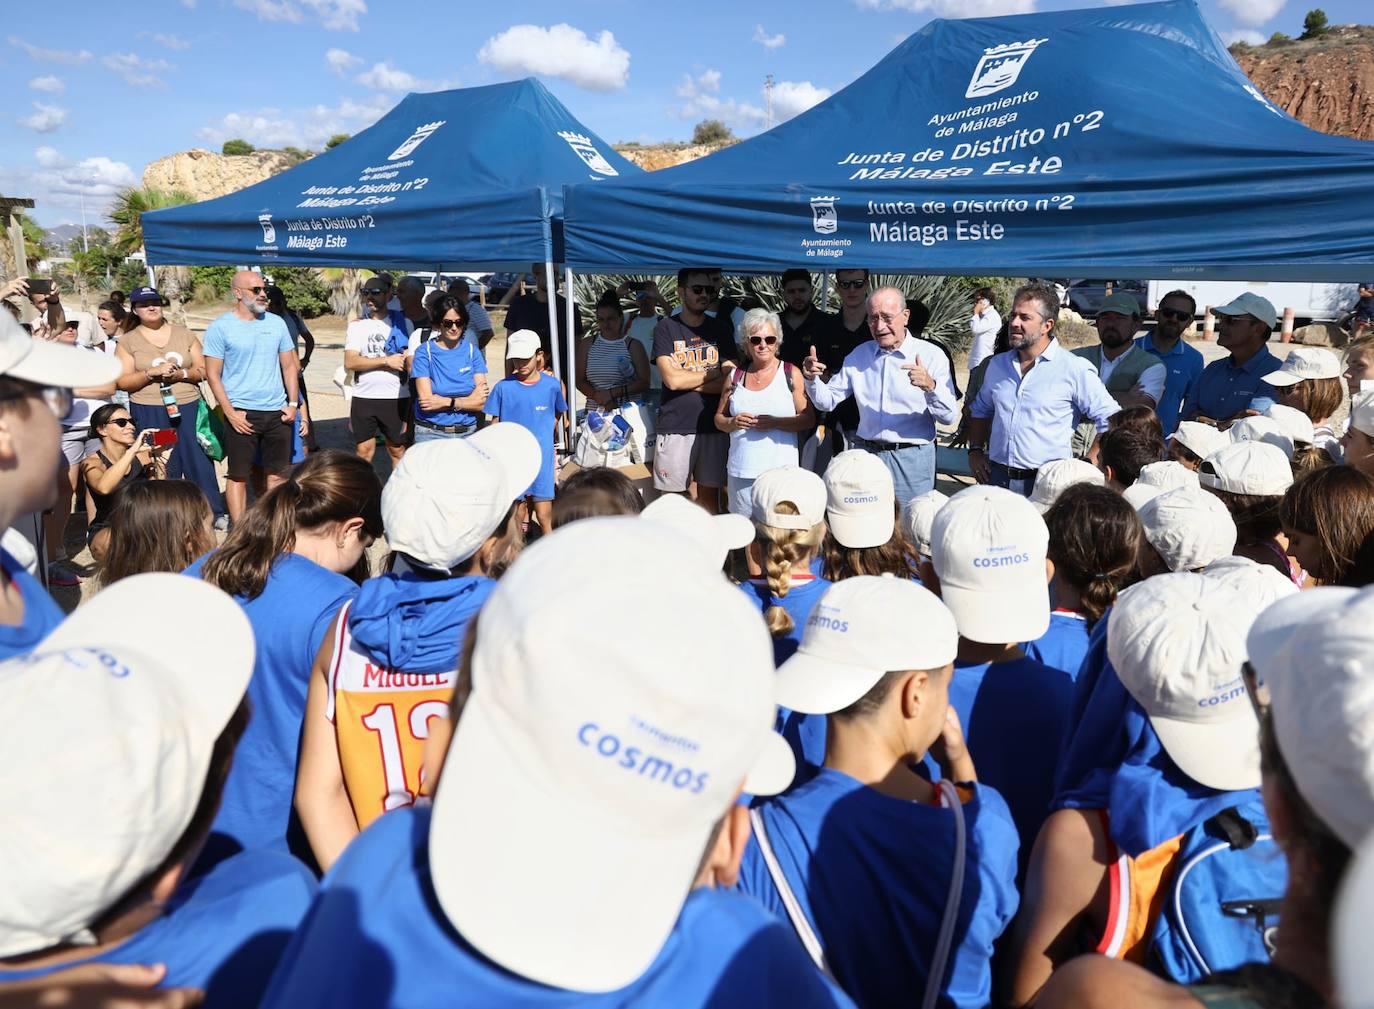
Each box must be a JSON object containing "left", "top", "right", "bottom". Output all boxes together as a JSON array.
[
  {"left": 1063, "top": 279, "right": 1149, "bottom": 318},
  {"left": 485, "top": 271, "right": 536, "bottom": 302}
]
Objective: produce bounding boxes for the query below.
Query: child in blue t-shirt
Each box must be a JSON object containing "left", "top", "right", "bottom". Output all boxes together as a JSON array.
[
  {"left": 739, "top": 577, "right": 1019, "bottom": 1009},
  {"left": 1026, "top": 483, "right": 1142, "bottom": 680},
  {"left": 486, "top": 330, "right": 567, "bottom": 535}
]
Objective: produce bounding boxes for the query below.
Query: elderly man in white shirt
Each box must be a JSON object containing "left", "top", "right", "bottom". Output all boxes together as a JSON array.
[{"left": 803, "top": 286, "right": 958, "bottom": 501}]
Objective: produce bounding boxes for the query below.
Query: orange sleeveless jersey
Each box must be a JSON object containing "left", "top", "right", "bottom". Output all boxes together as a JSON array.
[
  {"left": 1095, "top": 810, "right": 1185, "bottom": 963},
  {"left": 326, "top": 601, "right": 456, "bottom": 830}
]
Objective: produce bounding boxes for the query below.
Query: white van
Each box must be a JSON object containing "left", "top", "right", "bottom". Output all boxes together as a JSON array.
[{"left": 1146, "top": 280, "right": 1357, "bottom": 325}]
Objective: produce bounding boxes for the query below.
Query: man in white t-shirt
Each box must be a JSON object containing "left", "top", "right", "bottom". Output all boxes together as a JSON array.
[
  {"left": 345, "top": 281, "right": 412, "bottom": 466},
  {"left": 967, "top": 287, "right": 1002, "bottom": 374}
]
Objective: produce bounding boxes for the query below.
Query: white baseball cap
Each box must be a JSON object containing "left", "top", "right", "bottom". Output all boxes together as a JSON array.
[
  {"left": 1028, "top": 458, "right": 1104, "bottom": 514},
  {"left": 1198, "top": 441, "right": 1293, "bottom": 497},
  {"left": 1106, "top": 573, "right": 1260, "bottom": 792},
  {"left": 1170, "top": 420, "right": 1228, "bottom": 460},
  {"left": 1135, "top": 460, "right": 1198, "bottom": 493},
  {"left": 751, "top": 466, "right": 826, "bottom": 530},
  {"left": 1336, "top": 831, "right": 1374, "bottom": 1009},
  {"left": 382, "top": 425, "right": 540, "bottom": 570},
  {"left": 0, "top": 309, "right": 120, "bottom": 388},
  {"left": 1138, "top": 485, "right": 1237, "bottom": 572},
  {"left": 641, "top": 494, "right": 753, "bottom": 570},
  {"left": 429, "top": 517, "right": 795, "bottom": 992},
  {"left": 0, "top": 574, "right": 254, "bottom": 957},
  {"left": 1264, "top": 587, "right": 1374, "bottom": 849},
  {"left": 505, "top": 328, "right": 541, "bottom": 359},
  {"left": 1262, "top": 403, "right": 1315, "bottom": 447},
  {"left": 1245, "top": 586, "right": 1356, "bottom": 691},
  {"left": 776, "top": 576, "right": 957, "bottom": 715},
  {"left": 1213, "top": 292, "right": 1277, "bottom": 330},
  {"left": 930, "top": 485, "right": 1050, "bottom": 644},
  {"left": 1122, "top": 482, "right": 1163, "bottom": 510},
  {"left": 1260, "top": 345, "right": 1341, "bottom": 387},
  {"left": 823, "top": 450, "right": 894, "bottom": 548},
  {"left": 1351, "top": 390, "right": 1374, "bottom": 439},
  {"left": 903, "top": 490, "right": 948, "bottom": 558},
  {"left": 1201, "top": 554, "right": 1297, "bottom": 620},
  {"left": 1228, "top": 415, "right": 1294, "bottom": 460}
]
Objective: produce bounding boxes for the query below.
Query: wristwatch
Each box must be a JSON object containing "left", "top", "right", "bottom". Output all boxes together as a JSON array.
[{"left": 969, "top": 444, "right": 988, "bottom": 454}]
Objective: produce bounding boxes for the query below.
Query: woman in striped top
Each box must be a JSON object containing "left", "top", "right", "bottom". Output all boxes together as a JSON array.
[{"left": 575, "top": 293, "right": 650, "bottom": 408}]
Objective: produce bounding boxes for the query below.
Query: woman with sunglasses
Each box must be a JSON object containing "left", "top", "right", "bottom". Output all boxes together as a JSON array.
[
  {"left": 715, "top": 309, "right": 815, "bottom": 516},
  {"left": 114, "top": 286, "right": 227, "bottom": 525},
  {"left": 409, "top": 296, "right": 488, "bottom": 441},
  {"left": 78, "top": 403, "right": 171, "bottom": 562}
]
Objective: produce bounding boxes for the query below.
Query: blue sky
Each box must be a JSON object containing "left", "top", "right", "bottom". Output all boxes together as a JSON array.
[{"left": 4, "top": 0, "right": 1366, "bottom": 228}]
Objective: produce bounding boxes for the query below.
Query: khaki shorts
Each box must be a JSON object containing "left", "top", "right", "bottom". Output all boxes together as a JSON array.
[{"left": 653, "top": 432, "right": 728, "bottom": 492}]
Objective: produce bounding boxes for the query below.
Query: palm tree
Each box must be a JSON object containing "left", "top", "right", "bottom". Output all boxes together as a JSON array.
[
  {"left": 320, "top": 268, "right": 373, "bottom": 321},
  {"left": 108, "top": 186, "right": 194, "bottom": 323}
]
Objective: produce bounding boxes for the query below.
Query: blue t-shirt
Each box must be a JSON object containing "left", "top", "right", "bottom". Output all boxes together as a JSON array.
[
  {"left": 411, "top": 334, "right": 488, "bottom": 428},
  {"left": 485, "top": 374, "right": 568, "bottom": 499},
  {"left": 1136, "top": 332, "right": 1206, "bottom": 436},
  {"left": 0, "top": 851, "right": 316, "bottom": 1009},
  {"left": 739, "top": 767, "right": 1019, "bottom": 1009},
  {"left": 186, "top": 552, "right": 356, "bottom": 868},
  {"left": 202, "top": 311, "right": 294, "bottom": 411},
  {"left": 1024, "top": 611, "right": 1091, "bottom": 682},
  {"left": 259, "top": 805, "right": 856, "bottom": 1009},
  {"left": 947, "top": 655, "right": 1075, "bottom": 870},
  {"left": 0, "top": 546, "right": 64, "bottom": 660},
  {"left": 740, "top": 576, "right": 833, "bottom": 771}
]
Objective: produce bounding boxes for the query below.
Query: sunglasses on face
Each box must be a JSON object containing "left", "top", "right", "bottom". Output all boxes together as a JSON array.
[
  {"left": 362, "top": 288, "right": 386, "bottom": 297},
  {"left": 106, "top": 417, "right": 134, "bottom": 428},
  {"left": 748, "top": 335, "right": 778, "bottom": 346},
  {"left": 1157, "top": 308, "right": 1192, "bottom": 321},
  {"left": 687, "top": 285, "right": 716, "bottom": 296},
  {"left": 0, "top": 382, "right": 72, "bottom": 421},
  {"left": 238, "top": 285, "right": 267, "bottom": 295},
  {"left": 837, "top": 280, "right": 867, "bottom": 290},
  {"left": 440, "top": 318, "right": 463, "bottom": 329}
]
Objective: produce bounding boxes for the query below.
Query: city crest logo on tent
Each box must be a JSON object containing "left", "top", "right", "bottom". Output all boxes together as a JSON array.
[
  {"left": 810, "top": 196, "right": 838, "bottom": 235},
  {"left": 387, "top": 120, "right": 446, "bottom": 162},
  {"left": 557, "top": 131, "right": 619, "bottom": 177},
  {"left": 965, "top": 38, "right": 1048, "bottom": 99},
  {"left": 257, "top": 212, "right": 276, "bottom": 245}
]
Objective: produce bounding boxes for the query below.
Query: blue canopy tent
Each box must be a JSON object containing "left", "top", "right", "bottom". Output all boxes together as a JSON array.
[
  {"left": 562, "top": 0, "right": 1374, "bottom": 281},
  {"left": 143, "top": 77, "right": 640, "bottom": 380}
]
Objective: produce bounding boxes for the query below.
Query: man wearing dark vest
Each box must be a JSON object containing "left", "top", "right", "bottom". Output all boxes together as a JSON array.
[{"left": 1069, "top": 292, "right": 1166, "bottom": 455}]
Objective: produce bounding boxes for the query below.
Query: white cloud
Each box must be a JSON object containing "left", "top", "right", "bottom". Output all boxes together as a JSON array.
[
  {"left": 1223, "top": 28, "right": 1267, "bottom": 44},
  {"left": 146, "top": 32, "right": 192, "bottom": 50},
  {"left": 753, "top": 24, "right": 786, "bottom": 49},
  {"left": 357, "top": 61, "right": 421, "bottom": 91},
  {"left": 196, "top": 94, "right": 392, "bottom": 150},
  {"left": 8, "top": 36, "right": 92, "bottom": 64},
  {"left": 28, "top": 75, "right": 64, "bottom": 94},
  {"left": 103, "top": 53, "right": 174, "bottom": 87},
  {"left": 0, "top": 149, "right": 137, "bottom": 225},
  {"left": 232, "top": 0, "right": 367, "bottom": 31},
  {"left": 35, "top": 146, "right": 62, "bottom": 168},
  {"left": 771, "top": 80, "right": 831, "bottom": 121},
  {"left": 325, "top": 47, "right": 361, "bottom": 74},
  {"left": 18, "top": 102, "right": 67, "bottom": 133},
  {"left": 676, "top": 68, "right": 721, "bottom": 99},
  {"left": 854, "top": 0, "right": 1036, "bottom": 14},
  {"left": 478, "top": 24, "right": 630, "bottom": 91},
  {"left": 1218, "top": 0, "right": 1286, "bottom": 27}
]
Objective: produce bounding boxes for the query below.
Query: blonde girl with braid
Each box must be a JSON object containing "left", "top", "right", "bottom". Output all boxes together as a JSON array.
[{"left": 738, "top": 466, "right": 831, "bottom": 770}]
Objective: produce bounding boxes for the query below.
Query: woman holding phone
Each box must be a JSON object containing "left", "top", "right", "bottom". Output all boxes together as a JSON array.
[
  {"left": 79, "top": 403, "right": 170, "bottom": 562},
  {"left": 114, "top": 286, "right": 227, "bottom": 525}
]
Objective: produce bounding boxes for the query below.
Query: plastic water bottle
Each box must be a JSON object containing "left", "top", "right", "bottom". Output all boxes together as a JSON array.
[
  {"left": 607, "top": 414, "right": 632, "bottom": 452},
  {"left": 586, "top": 411, "right": 612, "bottom": 445}
]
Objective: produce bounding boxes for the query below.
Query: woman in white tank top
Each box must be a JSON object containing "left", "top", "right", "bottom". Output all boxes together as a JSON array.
[{"left": 715, "top": 309, "right": 816, "bottom": 516}]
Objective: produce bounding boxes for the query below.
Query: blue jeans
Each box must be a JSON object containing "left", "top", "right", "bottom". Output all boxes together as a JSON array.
[
  {"left": 129, "top": 399, "right": 227, "bottom": 517},
  {"left": 413, "top": 423, "right": 474, "bottom": 443},
  {"left": 988, "top": 461, "right": 1036, "bottom": 498},
  {"left": 856, "top": 440, "right": 936, "bottom": 504}
]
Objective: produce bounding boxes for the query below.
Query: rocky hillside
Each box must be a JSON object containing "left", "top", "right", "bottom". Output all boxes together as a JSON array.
[
  {"left": 1233, "top": 24, "right": 1374, "bottom": 140},
  {"left": 614, "top": 142, "right": 731, "bottom": 171},
  {"left": 142, "top": 148, "right": 308, "bottom": 200}
]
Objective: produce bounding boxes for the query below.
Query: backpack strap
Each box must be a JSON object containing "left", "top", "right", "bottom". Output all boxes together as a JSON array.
[
  {"left": 732, "top": 365, "right": 746, "bottom": 388},
  {"left": 1209, "top": 808, "right": 1259, "bottom": 851},
  {"left": 923, "top": 781, "right": 967, "bottom": 1009},
  {"left": 783, "top": 360, "right": 796, "bottom": 393},
  {"left": 748, "top": 807, "right": 835, "bottom": 980}
]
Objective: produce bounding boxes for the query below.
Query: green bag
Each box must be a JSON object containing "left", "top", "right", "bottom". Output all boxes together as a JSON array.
[{"left": 195, "top": 398, "right": 225, "bottom": 462}]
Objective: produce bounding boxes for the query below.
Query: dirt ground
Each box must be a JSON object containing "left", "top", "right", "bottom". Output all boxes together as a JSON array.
[{"left": 46, "top": 305, "right": 1250, "bottom": 612}]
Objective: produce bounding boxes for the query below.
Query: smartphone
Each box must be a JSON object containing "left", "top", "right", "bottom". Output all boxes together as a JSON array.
[
  {"left": 26, "top": 279, "right": 53, "bottom": 296},
  {"left": 152, "top": 429, "right": 178, "bottom": 448}
]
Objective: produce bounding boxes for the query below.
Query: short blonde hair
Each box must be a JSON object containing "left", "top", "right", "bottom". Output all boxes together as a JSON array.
[{"left": 736, "top": 308, "right": 782, "bottom": 353}]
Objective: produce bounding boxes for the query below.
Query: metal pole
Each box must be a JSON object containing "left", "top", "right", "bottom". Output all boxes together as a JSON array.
[
  {"left": 542, "top": 259, "right": 562, "bottom": 421},
  {"left": 564, "top": 265, "right": 579, "bottom": 418}
]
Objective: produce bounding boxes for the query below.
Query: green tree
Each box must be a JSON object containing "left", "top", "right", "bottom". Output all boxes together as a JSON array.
[
  {"left": 16, "top": 212, "right": 50, "bottom": 271},
  {"left": 1269, "top": 31, "right": 1291, "bottom": 42},
  {"left": 691, "top": 119, "right": 734, "bottom": 145},
  {"left": 221, "top": 138, "right": 255, "bottom": 156},
  {"left": 325, "top": 133, "right": 350, "bottom": 150},
  {"left": 107, "top": 186, "right": 194, "bottom": 258},
  {"left": 188, "top": 266, "right": 236, "bottom": 298},
  {"left": 266, "top": 267, "right": 330, "bottom": 318},
  {"left": 1301, "top": 8, "right": 1329, "bottom": 38}
]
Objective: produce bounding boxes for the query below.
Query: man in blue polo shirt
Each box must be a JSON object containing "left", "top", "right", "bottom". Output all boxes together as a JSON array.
[
  {"left": 1137, "top": 288, "right": 1206, "bottom": 436},
  {"left": 1180, "top": 292, "right": 1281, "bottom": 428}
]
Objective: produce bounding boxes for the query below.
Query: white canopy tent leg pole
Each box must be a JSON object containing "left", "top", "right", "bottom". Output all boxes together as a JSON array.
[
  {"left": 542, "top": 259, "right": 564, "bottom": 447},
  {"left": 564, "top": 265, "right": 579, "bottom": 419}
]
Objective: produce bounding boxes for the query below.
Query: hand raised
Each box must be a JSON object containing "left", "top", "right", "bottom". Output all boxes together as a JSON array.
[
  {"left": 802, "top": 344, "right": 826, "bottom": 379},
  {"left": 902, "top": 356, "right": 935, "bottom": 391}
]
